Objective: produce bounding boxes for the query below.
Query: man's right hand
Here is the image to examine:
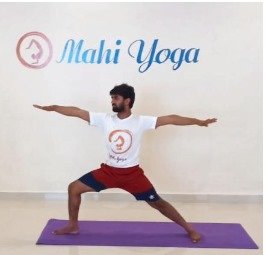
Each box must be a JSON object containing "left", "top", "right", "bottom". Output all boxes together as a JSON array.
[{"left": 33, "top": 104, "right": 56, "bottom": 111}]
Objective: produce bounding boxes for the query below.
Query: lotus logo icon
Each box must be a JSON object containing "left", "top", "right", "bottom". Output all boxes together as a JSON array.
[{"left": 16, "top": 31, "right": 53, "bottom": 69}]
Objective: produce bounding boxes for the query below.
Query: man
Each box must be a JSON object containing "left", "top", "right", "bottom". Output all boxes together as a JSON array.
[{"left": 33, "top": 83, "right": 217, "bottom": 243}]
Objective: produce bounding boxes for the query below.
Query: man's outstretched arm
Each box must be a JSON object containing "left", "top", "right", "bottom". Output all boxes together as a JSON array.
[
  {"left": 155, "top": 114, "right": 217, "bottom": 128},
  {"left": 33, "top": 105, "right": 90, "bottom": 122}
]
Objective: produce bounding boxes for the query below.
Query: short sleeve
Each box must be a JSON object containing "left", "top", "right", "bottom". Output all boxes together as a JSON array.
[
  {"left": 89, "top": 112, "right": 107, "bottom": 129},
  {"left": 140, "top": 115, "right": 158, "bottom": 131}
]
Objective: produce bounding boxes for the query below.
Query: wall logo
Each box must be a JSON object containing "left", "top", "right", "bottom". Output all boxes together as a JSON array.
[
  {"left": 16, "top": 31, "right": 200, "bottom": 72},
  {"left": 16, "top": 31, "right": 53, "bottom": 69},
  {"left": 109, "top": 130, "right": 132, "bottom": 154}
]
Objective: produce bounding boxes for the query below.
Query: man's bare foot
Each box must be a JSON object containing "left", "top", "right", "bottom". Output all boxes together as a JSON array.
[
  {"left": 52, "top": 224, "right": 79, "bottom": 235},
  {"left": 188, "top": 230, "right": 202, "bottom": 243}
]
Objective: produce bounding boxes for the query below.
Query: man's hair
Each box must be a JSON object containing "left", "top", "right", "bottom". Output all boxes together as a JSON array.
[{"left": 110, "top": 83, "right": 135, "bottom": 108}]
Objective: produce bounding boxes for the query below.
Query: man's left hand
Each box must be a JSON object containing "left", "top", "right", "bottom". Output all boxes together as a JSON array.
[{"left": 198, "top": 118, "right": 217, "bottom": 127}]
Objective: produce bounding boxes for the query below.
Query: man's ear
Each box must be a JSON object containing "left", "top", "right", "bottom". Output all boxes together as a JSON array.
[{"left": 124, "top": 98, "right": 131, "bottom": 107}]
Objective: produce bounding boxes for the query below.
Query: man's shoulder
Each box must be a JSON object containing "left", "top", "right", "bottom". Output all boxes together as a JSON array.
[{"left": 90, "top": 112, "right": 112, "bottom": 117}]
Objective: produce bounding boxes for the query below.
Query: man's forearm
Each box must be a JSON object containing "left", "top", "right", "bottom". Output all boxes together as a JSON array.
[
  {"left": 172, "top": 115, "right": 201, "bottom": 126},
  {"left": 53, "top": 105, "right": 82, "bottom": 117}
]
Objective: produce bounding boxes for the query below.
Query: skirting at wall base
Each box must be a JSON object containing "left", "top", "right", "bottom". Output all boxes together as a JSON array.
[{"left": 0, "top": 192, "right": 262, "bottom": 203}]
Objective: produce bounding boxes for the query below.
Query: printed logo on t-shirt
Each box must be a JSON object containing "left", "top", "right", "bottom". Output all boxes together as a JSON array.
[{"left": 108, "top": 129, "right": 132, "bottom": 154}]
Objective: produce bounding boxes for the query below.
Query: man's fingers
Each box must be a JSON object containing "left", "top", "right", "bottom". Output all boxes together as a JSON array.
[
  {"left": 207, "top": 118, "right": 217, "bottom": 124},
  {"left": 33, "top": 105, "right": 47, "bottom": 110},
  {"left": 201, "top": 118, "right": 217, "bottom": 127},
  {"left": 33, "top": 105, "right": 55, "bottom": 111},
  {"left": 33, "top": 104, "right": 43, "bottom": 109}
]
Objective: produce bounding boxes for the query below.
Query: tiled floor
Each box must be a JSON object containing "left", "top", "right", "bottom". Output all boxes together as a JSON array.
[{"left": 0, "top": 195, "right": 262, "bottom": 255}]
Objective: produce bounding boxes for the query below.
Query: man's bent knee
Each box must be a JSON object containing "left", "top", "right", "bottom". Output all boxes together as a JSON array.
[
  {"left": 147, "top": 198, "right": 167, "bottom": 210},
  {"left": 68, "top": 180, "right": 95, "bottom": 195}
]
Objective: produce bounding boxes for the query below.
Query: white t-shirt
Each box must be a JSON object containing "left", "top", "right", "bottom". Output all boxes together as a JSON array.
[{"left": 89, "top": 112, "right": 157, "bottom": 168}]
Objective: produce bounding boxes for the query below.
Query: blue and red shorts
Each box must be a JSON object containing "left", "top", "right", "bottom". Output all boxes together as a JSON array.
[{"left": 78, "top": 163, "right": 160, "bottom": 202}]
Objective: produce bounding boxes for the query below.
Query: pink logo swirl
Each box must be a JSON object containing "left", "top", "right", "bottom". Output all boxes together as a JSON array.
[
  {"left": 108, "top": 130, "right": 132, "bottom": 154},
  {"left": 16, "top": 31, "right": 53, "bottom": 69}
]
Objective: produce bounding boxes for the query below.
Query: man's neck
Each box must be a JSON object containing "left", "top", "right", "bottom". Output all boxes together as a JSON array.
[{"left": 117, "top": 110, "right": 132, "bottom": 119}]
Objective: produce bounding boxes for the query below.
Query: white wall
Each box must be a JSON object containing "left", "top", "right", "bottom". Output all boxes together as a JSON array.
[{"left": 0, "top": 3, "right": 262, "bottom": 195}]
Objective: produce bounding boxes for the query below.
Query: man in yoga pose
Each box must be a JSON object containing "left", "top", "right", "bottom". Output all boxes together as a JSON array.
[{"left": 34, "top": 83, "right": 217, "bottom": 243}]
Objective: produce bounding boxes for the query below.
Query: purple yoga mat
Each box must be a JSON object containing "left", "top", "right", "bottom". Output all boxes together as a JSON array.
[{"left": 36, "top": 219, "right": 258, "bottom": 249}]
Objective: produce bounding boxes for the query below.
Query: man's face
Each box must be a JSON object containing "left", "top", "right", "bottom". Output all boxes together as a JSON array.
[{"left": 111, "top": 94, "right": 126, "bottom": 112}]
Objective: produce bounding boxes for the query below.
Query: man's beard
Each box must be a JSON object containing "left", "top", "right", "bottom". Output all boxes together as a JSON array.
[{"left": 112, "top": 104, "right": 125, "bottom": 112}]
